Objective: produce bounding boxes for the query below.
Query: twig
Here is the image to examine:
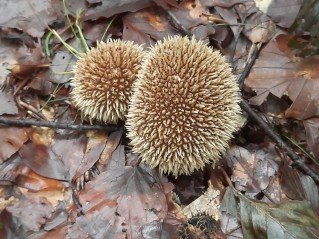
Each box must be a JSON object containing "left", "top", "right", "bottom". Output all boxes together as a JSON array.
[
  {"left": 0, "top": 117, "right": 124, "bottom": 132},
  {"left": 166, "top": 10, "right": 192, "bottom": 37},
  {"left": 238, "top": 43, "right": 262, "bottom": 88},
  {"left": 240, "top": 101, "right": 319, "bottom": 184},
  {"left": 164, "top": 10, "right": 319, "bottom": 184}
]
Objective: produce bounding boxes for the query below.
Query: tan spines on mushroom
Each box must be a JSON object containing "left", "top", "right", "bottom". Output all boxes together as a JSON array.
[
  {"left": 126, "top": 36, "right": 242, "bottom": 177},
  {"left": 71, "top": 40, "right": 144, "bottom": 124}
]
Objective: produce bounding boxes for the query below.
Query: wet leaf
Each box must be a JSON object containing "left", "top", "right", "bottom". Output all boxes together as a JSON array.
[
  {"left": 72, "top": 130, "right": 108, "bottom": 180},
  {"left": 245, "top": 34, "right": 319, "bottom": 120},
  {"left": 10, "top": 47, "right": 46, "bottom": 80}
]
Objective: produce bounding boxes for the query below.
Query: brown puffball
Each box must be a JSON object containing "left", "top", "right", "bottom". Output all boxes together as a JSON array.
[
  {"left": 126, "top": 36, "right": 242, "bottom": 177},
  {"left": 71, "top": 40, "right": 144, "bottom": 124}
]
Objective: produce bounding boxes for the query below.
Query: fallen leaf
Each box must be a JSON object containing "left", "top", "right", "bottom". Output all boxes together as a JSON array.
[
  {"left": 237, "top": 190, "right": 319, "bottom": 238},
  {"left": 0, "top": 197, "right": 55, "bottom": 236},
  {"left": 0, "top": 0, "right": 58, "bottom": 38},
  {"left": 280, "top": 160, "right": 319, "bottom": 211},
  {"left": 70, "top": 145, "right": 172, "bottom": 239},
  {"left": 73, "top": 0, "right": 153, "bottom": 21},
  {"left": 0, "top": 91, "right": 18, "bottom": 115},
  {"left": 204, "top": 0, "right": 276, "bottom": 42},
  {"left": 245, "top": 34, "right": 319, "bottom": 120},
  {"left": 256, "top": 0, "right": 302, "bottom": 28},
  {"left": 182, "top": 187, "right": 220, "bottom": 220},
  {"left": 224, "top": 144, "right": 278, "bottom": 195},
  {"left": 19, "top": 132, "right": 86, "bottom": 181},
  {"left": 289, "top": 0, "right": 319, "bottom": 56},
  {"left": 303, "top": 117, "right": 319, "bottom": 160},
  {"left": 220, "top": 187, "right": 243, "bottom": 238},
  {"left": 49, "top": 51, "right": 75, "bottom": 84},
  {"left": 123, "top": 7, "right": 178, "bottom": 47},
  {"left": 0, "top": 127, "right": 29, "bottom": 163}
]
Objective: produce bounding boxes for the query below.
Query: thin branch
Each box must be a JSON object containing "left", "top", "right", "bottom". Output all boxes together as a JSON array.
[
  {"left": 0, "top": 117, "right": 124, "bottom": 132},
  {"left": 166, "top": 10, "right": 192, "bottom": 37},
  {"left": 240, "top": 101, "right": 319, "bottom": 184},
  {"left": 238, "top": 42, "right": 262, "bottom": 88}
]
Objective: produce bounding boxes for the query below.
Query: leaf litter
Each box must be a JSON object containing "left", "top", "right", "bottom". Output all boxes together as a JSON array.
[{"left": 0, "top": 0, "right": 319, "bottom": 238}]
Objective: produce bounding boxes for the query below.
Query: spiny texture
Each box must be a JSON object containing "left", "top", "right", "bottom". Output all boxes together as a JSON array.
[
  {"left": 71, "top": 40, "right": 144, "bottom": 124},
  {"left": 126, "top": 36, "right": 242, "bottom": 177}
]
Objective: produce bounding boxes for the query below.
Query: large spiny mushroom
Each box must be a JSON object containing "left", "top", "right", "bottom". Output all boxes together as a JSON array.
[
  {"left": 71, "top": 39, "right": 144, "bottom": 124},
  {"left": 126, "top": 36, "right": 242, "bottom": 177}
]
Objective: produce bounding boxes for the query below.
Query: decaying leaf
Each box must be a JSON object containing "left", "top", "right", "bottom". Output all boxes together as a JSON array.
[
  {"left": 245, "top": 34, "right": 319, "bottom": 120},
  {"left": 239, "top": 194, "right": 319, "bottom": 238},
  {"left": 182, "top": 187, "right": 221, "bottom": 220},
  {"left": 0, "top": 0, "right": 58, "bottom": 38},
  {"left": 255, "top": 0, "right": 302, "bottom": 28},
  {"left": 0, "top": 91, "right": 18, "bottom": 115},
  {"left": 289, "top": 0, "right": 319, "bottom": 56},
  {"left": 0, "top": 196, "right": 55, "bottom": 237},
  {"left": 280, "top": 160, "right": 319, "bottom": 211},
  {"left": 224, "top": 144, "right": 278, "bottom": 195},
  {"left": 69, "top": 0, "right": 153, "bottom": 21},
  {"left": 204, "top": 0, "right": 276, "bottom": 42},
  {"left": 220, "top": 187, "right": 243, "bottom": 238},
  {"left": 303, "top": 117, "right": 319, "bottom": 160},
  {"left": 222, "top": 187, "right": 319, "bottom": 239},
  {"left": 0, "top": 128, "right": 29, "bottom": 163},
  {"left": 19, "top": 133, "right": 86, "bottom": 181},
  {"left": 123, "top": 7, "right": 178, "bottom": 46},
  {"left": 72, "top": 145, "right": 174, "bottom": 239}
]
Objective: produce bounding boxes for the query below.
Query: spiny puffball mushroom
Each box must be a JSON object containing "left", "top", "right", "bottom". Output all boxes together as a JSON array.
[
  {"left": 71, "top": 39, "right": 144, "bottom": 124},
  {"left": 126, "top": 36, "right": 242, "bottom": 177}
]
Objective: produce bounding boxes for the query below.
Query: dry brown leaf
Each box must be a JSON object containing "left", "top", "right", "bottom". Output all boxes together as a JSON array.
[
  {"left": 182, "top": 188, "right": 221, "bottom": 220},
  {"left": 19, "top": 131, "right": 86, "bottom": 181},
  {"left": 123, "top": 7, "right": 178, "bottom": 47},
  {"left": 0, "top": 127, "right": 29, "bottom": 163},
  {"left": 0, "top": 91, "right": 18, "bottom": 116},
  {"left": 256, "top": 0, "right": 302, "bottom": 28},
  {"left": 245, "top": 34, "right": 319, "bottom": 120},
  {"left": 224, "top": 144, "right": 278, "bottom": 195},
  {"left": 0, "top": 0, "right": 58, "bottom": 37},
  {"left": 71, "top": 145, "right": 173, "bottom": 238},
  {"left": 303, "top": 117, "right": 319, "bottom": 160}
]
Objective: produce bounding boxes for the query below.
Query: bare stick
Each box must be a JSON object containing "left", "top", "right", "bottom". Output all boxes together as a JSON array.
[
  {"left": 0, "top": 117, "right": 124, "bottom": 132},
  {"left": 240, "top": 101, "right": 319, "bottom": 184}
]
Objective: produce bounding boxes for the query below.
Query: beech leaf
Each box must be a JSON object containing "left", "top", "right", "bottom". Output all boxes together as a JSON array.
[{"left": 245, "top": 34, "right": 319, "bottom": 120}]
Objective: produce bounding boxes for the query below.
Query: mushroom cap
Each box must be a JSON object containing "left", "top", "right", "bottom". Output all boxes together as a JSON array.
[
  {"left": 71, "top": 40, "right": 144, "bottom": 124},
  {"left": 126, "top": 36, "right": 242, "bottom": 177}
]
